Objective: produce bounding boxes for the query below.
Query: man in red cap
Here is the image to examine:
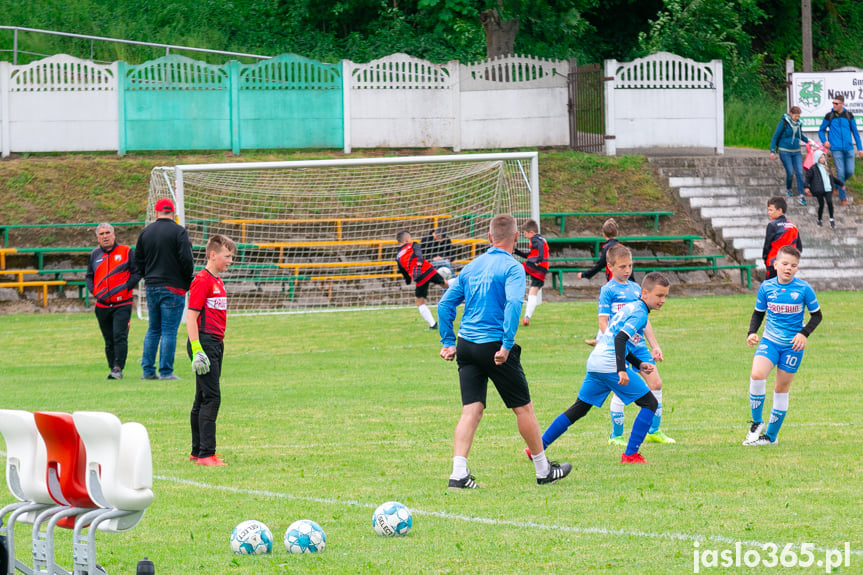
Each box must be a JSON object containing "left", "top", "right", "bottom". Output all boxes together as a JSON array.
[{"left": 135, "top": 197, "right": 195, "bottom": 380}]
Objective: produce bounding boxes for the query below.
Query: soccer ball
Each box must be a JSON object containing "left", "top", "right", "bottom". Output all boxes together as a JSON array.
[
  {"left": 372, "top": 501, "right": 412, "bottom": 537},
  {"left": 437, "top": 266, "right": 453, "bottom": 282},
  {"left": 230, "top": 520, "right": 273, "bottom": 555},
  {"left": 284, "top": 519, "right": 326, "bottom": 554}
]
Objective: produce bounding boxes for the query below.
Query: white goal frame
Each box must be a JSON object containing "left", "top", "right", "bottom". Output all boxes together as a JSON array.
[{"left": 144, "top": 152, "right": 540, "bottom": 316}]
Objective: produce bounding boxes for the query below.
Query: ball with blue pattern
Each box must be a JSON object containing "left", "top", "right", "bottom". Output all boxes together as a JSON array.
[
  {"left": 284, "top": 519, "right": 326, "bottom": 554},
  {"left": 230, "top": 520, "right": 273, "bottom": 555},
  {"left": 372, "top": 501, "right": 412, "bottom": 537}
]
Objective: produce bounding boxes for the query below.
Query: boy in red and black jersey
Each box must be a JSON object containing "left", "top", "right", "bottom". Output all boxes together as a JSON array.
[
  {"left": 762, "top": 197, "right": 803, "bottom": 280},
  {"left": 396, "top": 230, "right": 451, "bottom": 329},
  {"left": 513, "top": 219, "right": 548, "bottom": 326},
  {"left": 186, "top": 234, "right": 236, "bottom": 467},
  {"left": 85, "top": 223, "right": 141, "bottom": 380}
]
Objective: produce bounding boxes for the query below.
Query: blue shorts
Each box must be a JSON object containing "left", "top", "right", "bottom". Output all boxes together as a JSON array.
[
  {"left": 754, "top": 338, "right": 804, "bottom": 374},
  {"left": 577, "top": 369, "right": 650, "bottom": 407},
  {"left": 629, "top": 342, "right": 656, "bottom": 366}
]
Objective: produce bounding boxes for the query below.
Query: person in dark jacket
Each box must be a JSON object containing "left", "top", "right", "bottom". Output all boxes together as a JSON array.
[
  {"left": 818, "top": 94, "right": 863, "bottom": 205},
  {"left": 804, "top": 149, "right": 843, "bottom": 229},
  {"left": 769, "top": 106, "right": 809, "bottom": 205},
  {"left": 762, "top": 197, "right": 803, "bottom": 280},
  {"left": 86, "top": 223, "right": 141, "bottom": 380},
  {"left": 135, "top": 198, "right": 195, "bottom": 380}
]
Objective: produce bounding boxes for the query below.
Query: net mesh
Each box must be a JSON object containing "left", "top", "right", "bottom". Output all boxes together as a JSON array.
[{"left": 147, "top": 153, "right": 537, "bottom": 315}]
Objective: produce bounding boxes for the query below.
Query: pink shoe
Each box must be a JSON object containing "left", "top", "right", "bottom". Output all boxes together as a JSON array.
[
  {"left": 196, "top": 455, "right": 226, "bottom": 466},
  {"left": 190, "top": 453, "right": 221, "bottom": 463},
  {"left": 523, "top": 316, "right": 530, "bottom": 326},
  {"left": 621, "top": 452, "right": 648, "bottom": 464},
  {"left": 524, "top": 448, "right": 533, "bottom": 461}
]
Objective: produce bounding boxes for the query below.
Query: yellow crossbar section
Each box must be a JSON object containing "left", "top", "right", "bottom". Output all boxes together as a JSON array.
[
  {"left": 224, "top": 215, "right": 453, "bottom": 242},
  {"left": 0, "top": 247, "right": 16, "bottom": 270},
  {"left": 308, "top": 273, "right": 402, "bottom": 281},
  {"left": 0, "top": 280, "right": 66, "bottom": 307},
  {"left": 0, "top": 269, "right": 38, "bottom": 283}
]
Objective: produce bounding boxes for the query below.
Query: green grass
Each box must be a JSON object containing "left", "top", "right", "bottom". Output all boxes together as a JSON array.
[{"left": 1, "top": 294, "right": 861, "bottom": 574}]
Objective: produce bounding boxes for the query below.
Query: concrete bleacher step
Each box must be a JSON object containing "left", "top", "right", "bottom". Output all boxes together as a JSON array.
[{"left": 652, "top": 151, "right": 862, "bottom": 290}]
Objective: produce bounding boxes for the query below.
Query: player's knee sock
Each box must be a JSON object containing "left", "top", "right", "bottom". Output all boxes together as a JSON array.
[
  {"left": 749, "top": 378, "right": 767, "bottom": 423},
  {"left": 609, "top": 394, "right": 625, "bottom": 438},
  {"left": 531, "top": 449, "right": 550, "bottom": 478},
  {"left": 648, "top": 389, "right": 663, "bottom": 434},
  {"left": 450, "top": 455, "right": 468, "bottom": 480},
  {"left": 525, "top": 294, "right": 538, "bottom": 319},
  {"left": 765, "top": 392, "right": 789, "bottom": 441},
  {"left": 418, "top": 304, "right": 436, "bottom": 327},
  {"left": 625, "top": 407, "right": 654, "bottom": 456},
  {"left": 542, "top": 413, "right": 573, "bottom": 449}
]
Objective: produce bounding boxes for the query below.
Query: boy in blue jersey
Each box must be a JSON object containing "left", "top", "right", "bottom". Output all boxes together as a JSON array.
[
  {"left": 529, "top": 272, "right": 671, "bottom": 464},
  {"left": 743, "top": 246, "right": 822, "bottom": 446},
  {"left": 598, "top": 245, "right": 675, "bottom": 446},
  {"left": 438, "top": 214, "right": 572, "bottom": 488}
]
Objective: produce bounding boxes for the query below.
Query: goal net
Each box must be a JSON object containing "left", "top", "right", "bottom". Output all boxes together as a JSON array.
[{"left": 146, "top": 152, "right": 539, "bottom": 315}]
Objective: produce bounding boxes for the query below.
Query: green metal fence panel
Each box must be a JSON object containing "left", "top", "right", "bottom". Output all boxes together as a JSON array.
[
  {"left": 237, "top": 55, "right": 343, "bottom": 150},
  {"left": 120, "top": 55, "right": 232, "bottom": 152}
]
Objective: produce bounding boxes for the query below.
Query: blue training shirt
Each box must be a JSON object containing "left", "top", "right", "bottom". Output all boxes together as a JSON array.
[
  {"left": 438, "top": 247, "right": 525, "bottom": 350},
  {"left": 754, "top": 277, "right": 820, "bottom": 346},
  {"left": 598, "top": 278, "right": 642, "bottom": 317},
  {"left": 586, "top": 299, "right": 650, "bottom": 373}
]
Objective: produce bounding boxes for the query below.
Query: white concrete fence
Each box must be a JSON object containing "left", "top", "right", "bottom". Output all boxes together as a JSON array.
[{"left": 605, "top": 52, "right": 724, "bottom": 155}]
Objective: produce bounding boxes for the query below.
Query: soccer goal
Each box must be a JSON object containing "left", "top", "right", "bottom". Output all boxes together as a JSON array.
[{"left": 146, "top": 152, "right": 539, "bottom": 315}]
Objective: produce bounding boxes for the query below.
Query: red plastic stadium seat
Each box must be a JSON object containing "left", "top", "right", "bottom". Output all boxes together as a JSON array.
[{"left": 33, "top": 411, "right": 96, "bottom": 509}]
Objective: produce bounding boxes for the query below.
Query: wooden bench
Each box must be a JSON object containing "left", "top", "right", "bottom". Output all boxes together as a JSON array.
[
  {"left": 223, "top": 215, "right": 454, "bottom": 243},
  {"left": 545, "top": 235, "right": 702, "bottom": 257},
  {"left": 0, "top": 280, "right": 66, "bottom": 307},
  {"left": 543, "top": 211, "right": 673, "bottom": 234},
  {"left": 256, "top": 238, "right": 488, "bottom": 261},
  {"left": 548, "top": 263, "right": 756, "bottom": 295},
  {"left": 0, "top": 247, "right": 16, "bottom": 269}
]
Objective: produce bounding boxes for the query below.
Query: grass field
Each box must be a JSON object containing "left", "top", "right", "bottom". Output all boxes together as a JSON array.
[{"left": 1, "top": 293, "right": 861, "bottom": 574}]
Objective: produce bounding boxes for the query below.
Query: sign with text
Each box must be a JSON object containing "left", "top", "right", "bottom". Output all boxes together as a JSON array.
[{"left": 791, "top": 71, "right": 863, "bottom": 130}]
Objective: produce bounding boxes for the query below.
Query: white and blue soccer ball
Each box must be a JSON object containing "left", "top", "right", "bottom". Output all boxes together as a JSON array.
[
  {"left": 372, "top": 501, "right": 412, "bottom": 537},
  {"left": 437, "top": 266, "right": 453, "bottom": 282},
  {"left": 230, "top": 520, "right": 273, "bottom": 555},
  {"left": 284, "top": 519, "right": 326, "bottom": 554}
]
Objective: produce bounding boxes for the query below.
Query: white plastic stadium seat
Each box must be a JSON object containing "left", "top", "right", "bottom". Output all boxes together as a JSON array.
[
  {"left": 70, "top": 412, "right": 154, "bottom": 575},
  {"left": 0, "top": 409, "right": 56, "bottom": 575}
]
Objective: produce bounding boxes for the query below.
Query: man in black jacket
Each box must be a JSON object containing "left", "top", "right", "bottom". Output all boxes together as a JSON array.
[{"left": 135, "top": 198, "right": 195, "bottom": 380}]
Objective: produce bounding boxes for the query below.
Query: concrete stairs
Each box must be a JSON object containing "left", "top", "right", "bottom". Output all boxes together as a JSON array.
[{"left": 649, "top": 154, "right": 863, "bottom": 291}]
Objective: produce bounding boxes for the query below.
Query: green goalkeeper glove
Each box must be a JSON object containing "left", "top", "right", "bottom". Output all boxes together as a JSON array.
[{"left": 190, "top": 340, "right": 210, "bottom": 375}]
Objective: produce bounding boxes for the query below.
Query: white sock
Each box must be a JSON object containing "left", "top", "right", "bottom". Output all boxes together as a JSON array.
[
  {"left": 525, "top": 294, "right": 538, "bottom": 319},
  {"left": 749, "top": 378, "right": 766, "bottom": 396},
  {"left": 610, "top": 393, "right": 625, "bottom": 414},
  {"left": 773, "top": 391, "right": 789, "bottom": 412},
  {"left": 451, "top": 455, "right": 468, "bottom": 480},
  {"left": 531, "top": 449, "right": 550, "bottom": 478},
  {"left": 651, "top": 389, "right": 662, "bottom": 418},
  {"left": 418, "top": 304, "right": 435, "bottom": 326}
]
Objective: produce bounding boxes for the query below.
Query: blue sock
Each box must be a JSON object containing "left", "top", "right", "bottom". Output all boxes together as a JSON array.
[
  {"left": 749, "top": 379, "right": 766, "bottom": 423},
  {"left": 648, "top": 390, "right": 663, "bottom": 434},
  {"left": 542, "top": 413, "right": 573, "bottom": 450},
  {"left": 765, "top": 409, "right": 786, "bottom": 441},
  {"left": 610, "top": 411, "right": 624, "bottom": 437},
  {"left": 624, "top": 408, "right": 654, "bottom": 456}
]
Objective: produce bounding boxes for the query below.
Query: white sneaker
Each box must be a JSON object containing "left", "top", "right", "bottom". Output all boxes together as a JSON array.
[
  {"left": 742, "top": 421, "right": 765, "bottom": 445},
  {"left": 750, "top": 434, "right": 778, "bottom": 446}
]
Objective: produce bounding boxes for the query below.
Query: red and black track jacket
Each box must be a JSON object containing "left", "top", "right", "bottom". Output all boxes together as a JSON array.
[
  {"left": 396, "top": 242, "right": 437, "bottom": 287},
  {"left": 582, "top": 238, "right": 620, "bottom": 281},
  {"left": 514, "top": 233, "right": 549, "bottom": 281},
  {"left": 86, "top": 244, "right": 141, "bottom": 308},
  {"left": 762, "top": 216, "right": 802, "bottom": 268}
]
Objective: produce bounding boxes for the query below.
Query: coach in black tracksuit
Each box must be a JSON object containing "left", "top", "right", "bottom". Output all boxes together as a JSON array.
[
  {"left": 135, "top": 198, "right": 195, "bottom": 380},
  {"left": 86, "top": 223, "right": 141, "bottom": 380}
]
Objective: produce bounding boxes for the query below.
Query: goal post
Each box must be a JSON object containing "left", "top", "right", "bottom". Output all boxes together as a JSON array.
[{"left": 146, "top": 152, "right": 540, "bottom": 315}]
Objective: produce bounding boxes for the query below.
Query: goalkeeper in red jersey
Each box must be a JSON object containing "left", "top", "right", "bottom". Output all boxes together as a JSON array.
[
  {"left": 186, "top": 234, "right": 236, "bottom": 467},
  {"left": 396, "top": 230, "right": 452, "bottom": 330}
]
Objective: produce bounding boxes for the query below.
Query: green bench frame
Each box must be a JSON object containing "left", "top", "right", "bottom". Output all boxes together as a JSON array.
[
  {"left": 549, "top": 263, "right": 756, "bottom": 295},
  {"left": 543, "top": 211, "right": 673, "bottom": 234},
  {"left": 545, "top": 235, "right": 702, "bottom": 257}
]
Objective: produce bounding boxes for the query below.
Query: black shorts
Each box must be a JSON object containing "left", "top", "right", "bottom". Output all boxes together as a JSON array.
[
  {"left": 415, "top": 273, "right": 446, "bottom": 298},
  {"left": 528, "top": 276, "right": 545, "bottom": 289},
  {"left": 455, "top": 338, "right": 531, "bottom": 409}
]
